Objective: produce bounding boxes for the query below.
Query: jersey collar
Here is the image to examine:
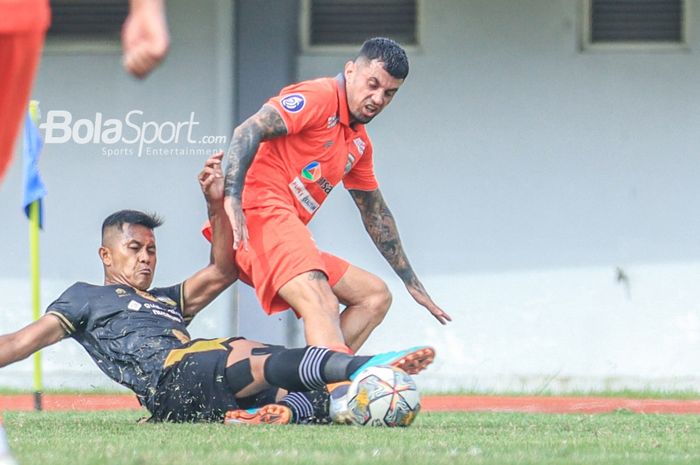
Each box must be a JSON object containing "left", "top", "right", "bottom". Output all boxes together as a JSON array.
[{"left": 334, "top": 73, "right": 351, "bottom": 127}]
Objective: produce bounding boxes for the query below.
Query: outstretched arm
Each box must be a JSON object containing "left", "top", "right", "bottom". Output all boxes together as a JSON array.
[
  {"left": 223, "top": 104, "right": 288, "bottom": 250},
  {"left": 349, "top": 188, "right": 452, "bottom": 325},
  {"left": 0, "top": 315, "right": 66, "bottom": 368},
  {"left": 182, "top": 152, "right": 238, "bottom": 318}
]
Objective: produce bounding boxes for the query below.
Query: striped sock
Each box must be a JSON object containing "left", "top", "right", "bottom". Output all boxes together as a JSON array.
[
  {"left": 264, "top": 346, "right": 332, "bottom": 392},
  {"left": 297, "top": 346, "right": 330, "bottom": 390},
  {"left": 280, "top": 390, "right": 331, "bottom": 424},
  {"left": 280, "top": 392, "right": 314, "bottom": 423}
]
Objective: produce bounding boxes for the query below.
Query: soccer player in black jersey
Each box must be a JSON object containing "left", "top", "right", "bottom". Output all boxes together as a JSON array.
[{"left": 0, "top": 152, "right": 434, "bottom": 424}]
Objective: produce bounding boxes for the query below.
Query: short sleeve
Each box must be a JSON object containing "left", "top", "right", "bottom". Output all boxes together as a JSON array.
[
  {"left": 45, "top": 283, "right": 91, "bottom": 335},
  {"left": 149, "top": 283, "right": 192, "bottom": 325},
  {"left": 150, "top": 283, "right": 184, "bottom": 313},
  {"left": 343, "top": 143, "right": 379, "bottom": 191},
  {"left": 266, "top": 80, "right": 336, "bottom": 136}
]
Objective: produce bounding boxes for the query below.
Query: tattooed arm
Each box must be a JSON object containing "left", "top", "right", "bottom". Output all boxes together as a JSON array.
[
  {"left": 223, "top": 104, "right": 288, "bottom": 249},
  {"left": 349, "top": 189, "right": 452, "bottom": 324}
]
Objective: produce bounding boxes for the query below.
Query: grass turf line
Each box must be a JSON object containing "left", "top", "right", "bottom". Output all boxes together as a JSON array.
[
  {"left": 4, "top": 410, "right": 700, "bottom": 465},
  {"left": 2, "top": 388, "right": 699, "bottom": 399}
]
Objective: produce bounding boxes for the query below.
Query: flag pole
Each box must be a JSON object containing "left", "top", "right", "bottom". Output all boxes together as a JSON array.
[{"left": 28, "top": 101, "right": 43, "bottom": 411}]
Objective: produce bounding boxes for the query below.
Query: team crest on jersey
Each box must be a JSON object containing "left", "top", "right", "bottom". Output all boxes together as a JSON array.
[
  {"left": 301, "top": 161, "right": 321, "bottom": 182},
  {"left": 280, "top": 94, "right": 305, "bottom": 113},
  {"left": 115, "top": 288, "right": 128, "bottom": 297},
  {"left": 344, "top": 153, "right": 356, "bottom": 174},
  {"left": 353, "top": 137, "right": 366, "bottom": 155}
]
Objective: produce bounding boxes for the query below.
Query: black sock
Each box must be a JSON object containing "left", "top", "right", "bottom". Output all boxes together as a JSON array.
[
  {"left": 264, "top": 346, "right": 331, "bottom": 391},
  {"left": 323, "top": 352, "right": 372, "bottom": 380},
  {"left": 264, "top": 346, "right": 374, "bottom": 391}
]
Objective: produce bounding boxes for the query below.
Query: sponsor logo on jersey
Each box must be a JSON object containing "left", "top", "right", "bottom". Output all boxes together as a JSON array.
[
  {"left": 151, "top": 308, "right": 183, "bottom": 323},
  {"left": 344, "top": 153, "right": 356, "bottom": 174},
  {"left": 156, "top": 296, "right": 177, "bottom": 307},
  {"left": 127, "top": 300, "right": 142, "bottom": 311},
  {"left": 327, "top": 115, "right": 339, "bottom": 128},
  {"left": 289, "top": 177, "right": 320, "bottom": 214},
  {"left": 301, "top": 161, "right": 321, "bottom": 182},
  {"left": 316, "top": 176, "right": 334, "bottom": 194},
  {"left": 323, "top": 140, "right": 334, "bottom": 149},
  {"left": 280, "top": 94, "right": 305, "bottom": 113},
  {"left": 353, "top": 137, "right": 366, "bottom": 155}
]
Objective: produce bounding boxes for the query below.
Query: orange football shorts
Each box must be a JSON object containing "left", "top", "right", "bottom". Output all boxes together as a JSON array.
[{"left": 203, "top": 205, "right": 350, "bottom": 315}]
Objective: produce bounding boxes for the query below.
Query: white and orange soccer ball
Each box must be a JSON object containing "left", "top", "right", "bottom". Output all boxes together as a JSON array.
[{"left": 345, "top": 365, "right": 421, "bottom": 427}]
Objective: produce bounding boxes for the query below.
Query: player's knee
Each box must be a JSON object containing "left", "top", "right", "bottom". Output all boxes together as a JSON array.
[{"left": 365, "top": 280, "right": 392, "bottom": 321}]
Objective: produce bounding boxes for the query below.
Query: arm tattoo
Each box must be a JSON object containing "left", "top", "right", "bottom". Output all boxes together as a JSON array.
[
  {"left": 349, "top": 189, "right": 420, "bottom": 287},
  {"left": 307, "top": 270, "right": 328, "bottom": 281},
  {"left": 223, "top": 105, "right": 287, "bottom": 198}
]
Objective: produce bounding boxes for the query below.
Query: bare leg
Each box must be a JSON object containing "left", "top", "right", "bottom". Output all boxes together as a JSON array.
[
  {"left": 277, "top": 270, "right": 346, "bottom": 349},
  {"left": 333, "top": 265, "right": 392, "bottom": 352}
]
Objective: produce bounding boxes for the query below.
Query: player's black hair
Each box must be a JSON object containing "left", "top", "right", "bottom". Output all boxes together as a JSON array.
[
  {"left": 357, "top": 37, "right": 409, "bottom": 80},
  {"left": 101, "top": 210, "right": 163, "bottom": 237}
]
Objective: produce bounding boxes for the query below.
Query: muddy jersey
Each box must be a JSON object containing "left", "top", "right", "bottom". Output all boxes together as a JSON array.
[
  {"left": 242, "top": 75, "right": 379, "bottom": 224},
  {"left": 45, "top": 282, "right": 191, "bottom": 407}
]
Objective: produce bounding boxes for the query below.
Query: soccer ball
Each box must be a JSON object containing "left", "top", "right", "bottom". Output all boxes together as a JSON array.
[{"left": 346, "top": 365, "right": 421, "bottom": 427}]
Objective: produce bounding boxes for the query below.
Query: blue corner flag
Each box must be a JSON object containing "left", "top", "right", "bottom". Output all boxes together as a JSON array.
[{"left": 22, "top": 107, "right": 46, "bottom": 228}]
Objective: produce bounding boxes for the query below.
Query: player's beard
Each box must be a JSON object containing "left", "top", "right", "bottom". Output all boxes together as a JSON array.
[{"left": 351, "top": 110, "right": 375, "bottom": 125}]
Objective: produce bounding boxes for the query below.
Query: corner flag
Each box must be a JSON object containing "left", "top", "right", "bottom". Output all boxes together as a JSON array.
[
  {"left": 23, "top": 100, "right": 45, "bottom": 411},
  {"left": 22, "top": 101, "right": 46, "bottom": 228}
]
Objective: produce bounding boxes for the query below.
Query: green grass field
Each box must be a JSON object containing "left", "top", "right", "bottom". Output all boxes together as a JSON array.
[{"left": 5, "top": 410, "right": 700, "bottom": 465}]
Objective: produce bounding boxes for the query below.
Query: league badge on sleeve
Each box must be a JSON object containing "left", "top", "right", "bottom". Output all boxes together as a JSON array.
[{"left": 280, "top": 94, "right": 306, "bottom": 113}]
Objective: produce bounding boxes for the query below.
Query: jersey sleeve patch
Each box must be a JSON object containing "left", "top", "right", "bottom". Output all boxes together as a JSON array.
[
  {"left": 280, "top": 94, "right": 305, "bottom": 113},
  {"left": 343, "top": 136, "right": 379, "bottom": 191},
  {"left": 267, "top": 79, "right": 336, "bottom": 135}
]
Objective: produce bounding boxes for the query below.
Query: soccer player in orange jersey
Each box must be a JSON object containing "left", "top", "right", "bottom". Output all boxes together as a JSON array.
[{"left": 211, "top": 37, "right": 452, "bottom": 355}]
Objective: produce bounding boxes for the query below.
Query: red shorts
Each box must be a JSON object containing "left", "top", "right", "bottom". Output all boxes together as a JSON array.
[
  {"left": 202, "top": 205, "right": 350, "bottom": 315},
  {"left": 0, "top": 30, "right": 46, "bottom": 182}
]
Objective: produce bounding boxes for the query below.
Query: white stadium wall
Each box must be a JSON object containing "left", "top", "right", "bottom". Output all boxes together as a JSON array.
[{"left": 1, "top": 0, "right": 700, "bottom": 392}]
